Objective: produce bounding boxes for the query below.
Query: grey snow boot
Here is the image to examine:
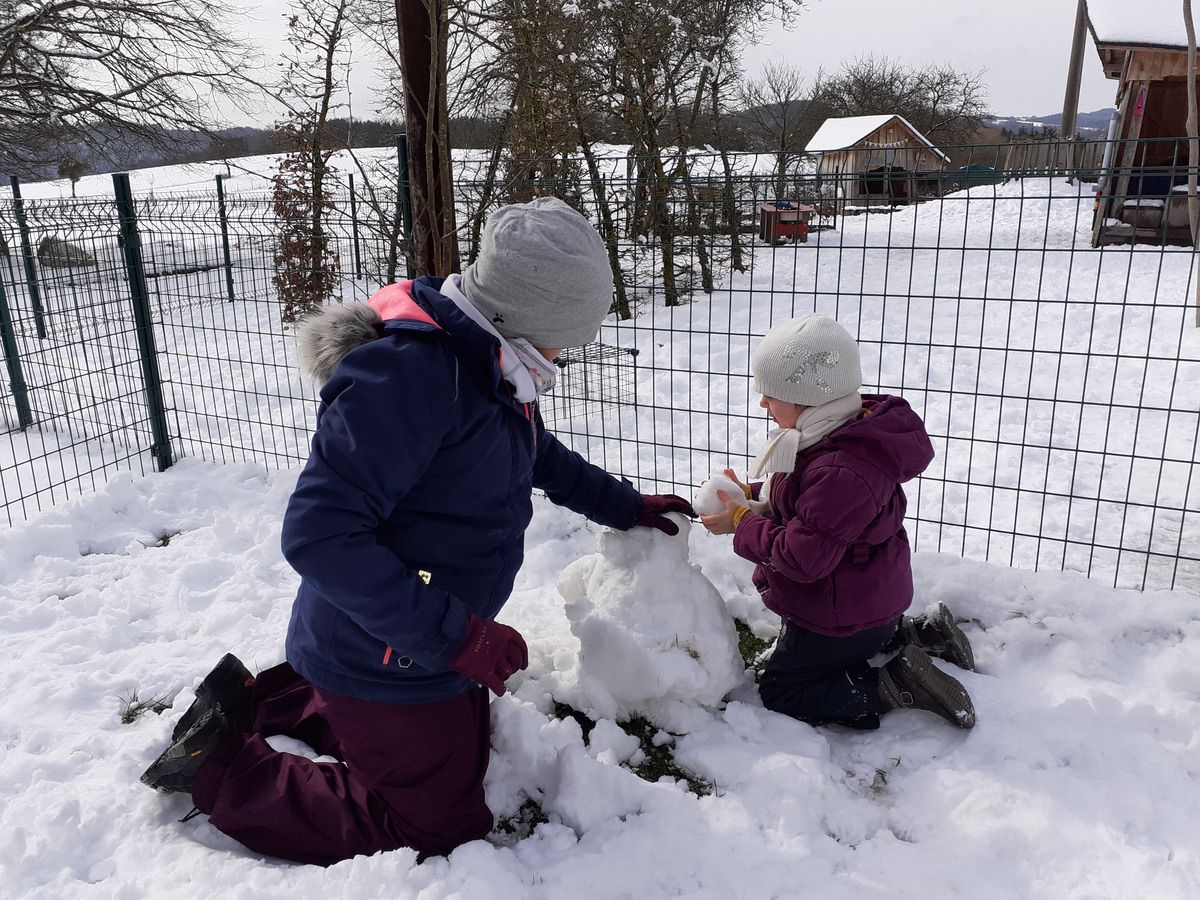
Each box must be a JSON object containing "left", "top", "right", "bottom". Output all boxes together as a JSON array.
[
  {"left": 890, "top": 602, "right": 975, "bottom": 671},
  {"left": 879, "top": 645, "right": 976, "bottom": 729}
]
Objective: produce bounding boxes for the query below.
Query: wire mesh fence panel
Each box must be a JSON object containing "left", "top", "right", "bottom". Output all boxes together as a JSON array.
[
  {"left": 0, "top": 194, "right": 158, "bottom": 526},
  {"left": 132, "top": 188, "right": 392, "bottom": 471},
  {"left": 450, "top": 140, "right": 1199, "bottom": 593},
  {"left": 1, "top": 140, "right": 1197, "bottom": 594}
]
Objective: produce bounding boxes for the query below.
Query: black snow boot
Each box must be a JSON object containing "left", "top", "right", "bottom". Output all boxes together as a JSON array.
[
  {"left": 878, "top": 645, "right": 976, "bottom": 729},
  {"left": 141, "top": 706, "right": 231, "bottom": 794},
  {"left": 889, "top": 602, "right": 975, "bottom": 671},
  {"left": 171, "top": 653, "right": 255, "bottom": 741}
]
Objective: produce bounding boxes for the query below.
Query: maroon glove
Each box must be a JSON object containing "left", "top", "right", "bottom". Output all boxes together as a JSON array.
[
  {"left": 636, "top": 494, "right": 697, "bottom": 536},
  {"left": 449, "top": 615, "right": 529, "bottom": 696}
]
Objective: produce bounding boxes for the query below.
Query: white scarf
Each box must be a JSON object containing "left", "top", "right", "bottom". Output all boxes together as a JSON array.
[
  {"left": 748, "top": 393, "right": 864, "bottom": 478},
  {"left": 440, "top": 275, "right": 558, "bottom": 402}
]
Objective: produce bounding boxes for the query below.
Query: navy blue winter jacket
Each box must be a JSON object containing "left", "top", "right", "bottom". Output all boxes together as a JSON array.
[{"left": 282, "top": 276, "right": 642, "bottom": 703}]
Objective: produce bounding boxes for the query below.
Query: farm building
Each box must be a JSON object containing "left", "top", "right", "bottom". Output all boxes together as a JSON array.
[
  {"left": 1087, "top": 0, "right": 1198, "bottom": 246},
  {"left": 805, "top": 114, "right": 949, "bottom": 205}
]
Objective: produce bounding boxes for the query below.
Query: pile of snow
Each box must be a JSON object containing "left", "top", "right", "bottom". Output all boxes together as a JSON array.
[{"left": 556, "top": 514, "right": 744, "bottom": 726}]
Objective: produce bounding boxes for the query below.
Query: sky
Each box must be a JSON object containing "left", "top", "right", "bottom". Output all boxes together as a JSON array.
[
  {"left": 743, "top": 0, "right": 1116, "bottom": 117},
  {"left": 228, "top": 0, "right": 1116, "bottom": 125}
]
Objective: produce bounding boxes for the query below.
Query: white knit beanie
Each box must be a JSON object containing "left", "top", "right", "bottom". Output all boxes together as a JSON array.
[
  {"left": 462, "top": 197, "right": 614, "bottom": 348},
  {"left": 752, "top": 315, "right": 862, "bottom": 405}
]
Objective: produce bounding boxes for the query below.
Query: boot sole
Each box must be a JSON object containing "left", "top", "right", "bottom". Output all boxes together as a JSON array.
[
  {"left": 896, "top": 645, "right": 976, "bottom": 728},
  {"left": 143, "top": 707, "right": 227, "bottom": 793}
]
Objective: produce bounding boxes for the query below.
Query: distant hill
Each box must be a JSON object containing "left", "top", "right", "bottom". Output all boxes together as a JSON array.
[
  {"left": 4, "top": 117, "right": 501, "bottom": 182},
  {"left": 989, "top": 108, "right": 1115, "bottom": 136}
]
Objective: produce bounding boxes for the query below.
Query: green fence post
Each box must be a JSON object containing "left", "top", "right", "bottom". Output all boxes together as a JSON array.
[
  {"left": 8, "top": 176, "right": 47, "bottom": 340},
  {"left": 113, "top": 173, "right": 173, "bottom": 472},
  {"left": 214, "top": 174, "right": 237, "bottom": 303},
  {"left": 0, "top": 271, "right": 32, "bottom": 429},
  {"left": 396, "top": 133, "right": 414, "bottom": 278},
  {"left": 349, "top": 173, "right": 362, "bottom": 279}
]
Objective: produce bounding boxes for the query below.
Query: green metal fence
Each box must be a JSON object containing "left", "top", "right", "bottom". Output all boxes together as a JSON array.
[{"left": 2, "top": 140, "right": 1198, "bottom": 594}]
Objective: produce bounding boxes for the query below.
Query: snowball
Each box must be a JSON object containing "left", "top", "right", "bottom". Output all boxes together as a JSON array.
[
  {"left": 693, "top": 473, "right": 750, "bottom": 516},
  {"left": 558, "top": 514, "right": 743, "bottom": 725}
]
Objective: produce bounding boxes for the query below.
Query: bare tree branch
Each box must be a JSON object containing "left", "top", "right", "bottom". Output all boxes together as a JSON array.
[{"left": 0, "top": 0, "right": 262, "bottom": 176}]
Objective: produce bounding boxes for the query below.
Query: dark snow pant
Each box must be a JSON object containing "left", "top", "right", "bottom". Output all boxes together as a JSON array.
[
  {"left": 191, "top": 662, "right": 493, "bottom": 866},
  {"left": 759, "top": 617, "right": 900, "bottom": 729}
]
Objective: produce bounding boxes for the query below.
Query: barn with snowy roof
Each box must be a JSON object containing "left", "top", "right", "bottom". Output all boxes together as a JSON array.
[
  {"left": 1087, "top": 0, "right": 1198, "bottom": 246},
  {"left": 805, "top": 114, "right": 948, "bottom": 205}
]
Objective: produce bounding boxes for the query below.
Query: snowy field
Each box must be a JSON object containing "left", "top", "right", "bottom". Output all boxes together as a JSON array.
[
  {"left": 1, "top": 461, "right": 1198, "bottom": 899},
  {"left": 10, "top": 144, "right": 784, "bottom": 202}
]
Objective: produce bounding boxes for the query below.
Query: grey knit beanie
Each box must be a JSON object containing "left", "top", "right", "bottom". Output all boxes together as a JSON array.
[
  {"left": 752, "top": 315, "right": 862, "bottom": 405},
  {"left": 462, "top": 197, "right": 614, "bottom": 348}
]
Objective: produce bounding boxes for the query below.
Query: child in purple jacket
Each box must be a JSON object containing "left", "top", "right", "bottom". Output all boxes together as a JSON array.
[{"left": 701, "top": 315, "right": 976, "bottom": 729}]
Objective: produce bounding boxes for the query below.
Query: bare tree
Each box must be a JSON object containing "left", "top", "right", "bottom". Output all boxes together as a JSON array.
[
  {"left": 741, "top": 60, "right": 821, "bottom": 199},
  {"left": 56, "top": 158, "right": 88, "bottom": 197},
  {"left": 0, "top": 0, "right": 256, "bottom": 176},
  {"left": 594, "top": 0, "right": 790, "bottom": 302},
  {"left": 813, "top": 55, "right": 989, "bottom": 147},
  {"left": 394, "top": 0, "right": 460, "bottom": 276},
  {"left": 916, "top": 63, "right": 990, "bottom": 145},
  {"left": 272, "top": 0, "right": 351, "bottom": 323},
  {"left": 710, "top": 58, "right": 747, "bottom": 272},
  {"left": 450, "top": 0, "right": 807, "bottom": 306}
]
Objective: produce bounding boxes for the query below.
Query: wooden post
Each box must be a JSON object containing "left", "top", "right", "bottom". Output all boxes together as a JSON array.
[
  {"left": 1113, "top": 73, "right": 1148, "bottom": 240},
  {"left": 1061, "top": 0, "right": 1089, "bottom": 176},
  {"left": 1186, "top": 0, "right": 1199, "bottom": 325},
  {"left": 1093, "top": 69, "right": 1134, "bottom": 246}
]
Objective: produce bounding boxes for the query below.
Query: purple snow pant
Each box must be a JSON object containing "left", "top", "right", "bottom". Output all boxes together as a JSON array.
[{"left": 191, "top": 662, "right": 493, "bottom": 866}]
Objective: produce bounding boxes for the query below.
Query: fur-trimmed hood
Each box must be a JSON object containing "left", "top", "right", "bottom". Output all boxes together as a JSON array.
[
  {"left": 296, "top": 302, "right": 383, "bottom": 387},
  {"left": 296, "top": 279, "right": 445, "bottom": 386}
]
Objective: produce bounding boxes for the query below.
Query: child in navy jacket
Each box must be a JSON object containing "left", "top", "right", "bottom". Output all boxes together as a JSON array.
[{"left": 142, "top": 198, "right": 692, "bottom": 864}]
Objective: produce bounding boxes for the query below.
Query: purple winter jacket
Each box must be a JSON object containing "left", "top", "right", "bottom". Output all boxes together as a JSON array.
[{"left": 732, "top": 394, "right": 934, "bottom": 637}]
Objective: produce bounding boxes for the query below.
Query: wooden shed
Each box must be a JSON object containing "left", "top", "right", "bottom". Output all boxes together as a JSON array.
[
  {"left": 1088, "top": 0, "right": 1197, "bottom": 246},
  {"left": 805, "top": 114, "right": 949, "bottom": 206}
]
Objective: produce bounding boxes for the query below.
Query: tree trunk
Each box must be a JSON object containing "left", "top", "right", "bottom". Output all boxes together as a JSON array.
[
  {"left": 394, "top": 0, "right": 459, "bottom": 276},
  {"left": 648, "top": 147, "right": 679, "bottom": 306},
  {"left": 581, "top": 141, "right": 631, "bottom": 319},
  {"left": 711, "top": 78, "right": 744, "bottom": 272},
  {"left": 678, "top": 164, "right": 712, "bottom": 294}
]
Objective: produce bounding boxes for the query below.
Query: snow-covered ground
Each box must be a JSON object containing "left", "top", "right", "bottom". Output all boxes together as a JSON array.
[{"left": 1, "top": 461, "right": 1197, "bottom": 898}]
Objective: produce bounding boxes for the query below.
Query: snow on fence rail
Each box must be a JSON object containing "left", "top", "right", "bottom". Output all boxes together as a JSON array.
[{"left": 1, "top": 144, "right": 1198, "bottom": 593}]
